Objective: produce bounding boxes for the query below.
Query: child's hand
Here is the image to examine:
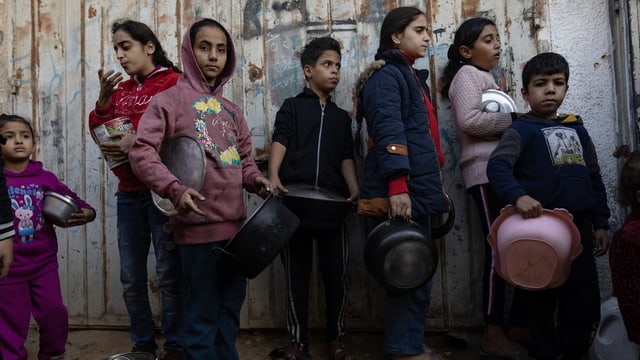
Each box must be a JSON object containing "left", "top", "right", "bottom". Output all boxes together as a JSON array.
[
  {"left": 67, "top": 208, "right": 96, "bottom": 226},
  {"left": 268, "top": 176, "right": 287, "bottom": 193},
  {"left": 515, "top": 195, "right": 543, "bottom": 218},
  {"left": 390, "top": 192, "right": 411, "bottom": 220},
  {"left": 100, "top": 131, "right": 135, "bottom": 162},
  {"left": 593, "top": 228, "right": 609, "bottom": 256},
  {"left": 254, "top": 176, "right": 272, "bottom": 199},
  {"left": 0, "top": 238, "right": 13, "bottom": 279},
  {"left": 347, "top": 186, "right": 360, "bottom": 202},
  {"left": 176, "top": 188, "right": 205, "bottom": 216},
  {"left": 96, "top": 69, "right": 123, "bottom": 109}
]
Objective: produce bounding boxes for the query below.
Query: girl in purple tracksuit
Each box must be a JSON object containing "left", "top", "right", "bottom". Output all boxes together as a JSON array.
[{"left": 0, "top": 114, "right": 96, "bottom": 360}]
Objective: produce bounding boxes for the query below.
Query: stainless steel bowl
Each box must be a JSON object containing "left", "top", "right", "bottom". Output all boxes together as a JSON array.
[
  {"left": 42, "top": 191, "right": 82, "bottom": 227},
  {"left": 103, "top": 353, "right": 156, "bottom": 360}
]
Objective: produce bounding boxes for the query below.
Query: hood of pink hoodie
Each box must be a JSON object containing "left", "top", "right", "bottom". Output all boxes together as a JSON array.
[{"left": 179, "top": 18, "right": 236, "bottom": 96}]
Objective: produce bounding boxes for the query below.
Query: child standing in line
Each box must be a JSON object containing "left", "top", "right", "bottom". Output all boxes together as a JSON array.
[
  {"left": 438, "top": 17, "right": 527, "bottom": 359},
  {"left": 356, "top": 6, "right": 449, "bottom": 360},
  {"left": 0, "top": 114, "right": 96, "bottom": 360},
  {"left": 487, "top": 52, "right": 610, "bottom": 360},
  {"left": 267, "top": 36, "right": 359, "bottom": 360},
  {"left": 609, "top": 145, "right": 640, "bottom": 345},
  {"left": 88, "top": 19, "right": 183, "bottom": 360},
  {"left": 128, "top": 18, "right": 271, "bottom": 360}
]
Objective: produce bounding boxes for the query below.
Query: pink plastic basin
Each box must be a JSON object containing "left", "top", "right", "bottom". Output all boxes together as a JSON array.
[{"left": 487, "top": 205, "right": 583, "bottom": 290}]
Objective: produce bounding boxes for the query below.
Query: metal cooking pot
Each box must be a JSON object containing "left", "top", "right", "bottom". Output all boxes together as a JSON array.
[
  {"left": 280, "top": 184, "right": 353, "bottom": 229},
  {"left": 103, "top": 352, "right": 156, "bottom": 360},
  {"left": 42, "top": 191, "right": 82, "bottom": 228},
  {"left": 364, "top": 219, "right": 438, "bottom": 293},
  {"left": 431, "top": 192, "right": 456, "bottom": 239},
  {"left": 151, "top": 134, "right": 206, "bottom": 216},
  {"left": 221, "top": 192, "right": 300, "bottom": 279}
]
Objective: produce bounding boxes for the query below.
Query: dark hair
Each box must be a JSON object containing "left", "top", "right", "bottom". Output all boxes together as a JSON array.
[
  {"left": 0, "top": 114, "right": 35, "bottom": 145},
  {"left": 189, "top": 18, "right": 233, "bottom": 80},
  {"left": 522, "top": 52, "right": 570, "bottom": 89},
  {"left": 189, "top": 18, "right": 231, "bottom": 49},
  {"left": 375, "top": 7, "right": 426, "bottom": 60},
  {"left": 111, "top": 19, "right": 181, "bottom": 73},
  {"left": 300, "top": 36, "right": 341, "bottom": 68},
  {"left": 440, "top": 17, "right": 497, "bottom": 98},
  {"left": 614, "top": 145, "right": 640, "bottom": 209}
]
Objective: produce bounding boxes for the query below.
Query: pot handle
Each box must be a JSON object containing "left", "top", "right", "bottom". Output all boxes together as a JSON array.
[{"left": 431, "top": 192, "right": 455, "bottom": 239}]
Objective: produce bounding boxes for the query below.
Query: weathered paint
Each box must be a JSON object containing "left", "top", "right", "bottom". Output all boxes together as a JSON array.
[{"left": 0, "top": 0, "right": 624, "bottom": 330}]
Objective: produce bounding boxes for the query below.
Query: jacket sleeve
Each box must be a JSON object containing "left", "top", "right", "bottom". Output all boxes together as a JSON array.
[
  {"left": 487, "top": 127, "right": 527, "bottom": 205},
  {"left": 449, "top": 66, "right": 512, "bottom": 139},
  {"left": 342, "top": 112, "right": 355, "bottom": 160},
  {"left": 50, "top": 177, "right": 94, "bottom": 211},
  {"left": 0, "top": 165, "right": 15, "bottom": 240},
  {"left": 129, "top": 97, "right": 187, "bottom": 205},
  {"left": 361, "top": 68, "right": 410, "bottom": 181},
  {"left": 272, "top": 98, "right": 294, "bottom": 148},
  {"left": 231, "top": 104, "right": 262, "bottom": 193}
]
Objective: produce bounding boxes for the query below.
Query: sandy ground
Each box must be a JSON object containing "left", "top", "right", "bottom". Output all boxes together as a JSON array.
[{"left": 24, "top": 327, "right": 525, "bottom": 360}]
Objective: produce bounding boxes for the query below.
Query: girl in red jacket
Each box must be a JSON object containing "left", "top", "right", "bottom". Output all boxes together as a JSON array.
[{"left": 87, "top": 20, "right": 183, "bottom": 360}]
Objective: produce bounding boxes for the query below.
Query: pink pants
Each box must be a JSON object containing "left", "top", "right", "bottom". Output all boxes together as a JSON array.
[{"left": 0, "top": 269, "right": 68, "bottom": 360}]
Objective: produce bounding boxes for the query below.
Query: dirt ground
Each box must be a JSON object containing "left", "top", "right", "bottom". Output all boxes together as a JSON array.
[{"left": 25, "top": 327, "right": 532, "bottom": 360}]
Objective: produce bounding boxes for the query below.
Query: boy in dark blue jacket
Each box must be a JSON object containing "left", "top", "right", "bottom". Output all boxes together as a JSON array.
[
  {"left": 487, "top": 52, "right": 610, "bottom": 360},
  {"left": 268, "top": 36, "right": 359, "bottom": 360}
]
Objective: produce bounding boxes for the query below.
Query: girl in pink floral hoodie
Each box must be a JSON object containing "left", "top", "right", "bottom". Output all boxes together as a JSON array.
[{"left": 129, "top": 18, "right": 271, "bottom": 360}]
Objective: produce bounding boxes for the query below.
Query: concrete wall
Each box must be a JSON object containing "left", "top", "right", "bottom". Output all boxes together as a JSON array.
[{"left": 0, "top": 0, "right": 624, "bottom": 330}]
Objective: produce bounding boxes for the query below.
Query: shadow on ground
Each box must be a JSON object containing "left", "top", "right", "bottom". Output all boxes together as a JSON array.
[{"left": 27, "top": 327, "right": 529, "bottom": 359}]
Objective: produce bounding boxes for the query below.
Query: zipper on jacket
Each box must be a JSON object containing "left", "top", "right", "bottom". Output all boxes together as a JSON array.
[{"left": 315, "top": 101, "right": 326, "bottom": 187}]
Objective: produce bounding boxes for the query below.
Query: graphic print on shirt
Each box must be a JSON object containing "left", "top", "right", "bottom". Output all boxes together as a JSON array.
[
  {"left": 542, "top": 126, "right": 586, "bottom": 166},
  {"left": 9, "top": 187, "right": 44, "bottom": 243},
  {"left": 192, "top": 96, "right": 241, "bottom": 167}
]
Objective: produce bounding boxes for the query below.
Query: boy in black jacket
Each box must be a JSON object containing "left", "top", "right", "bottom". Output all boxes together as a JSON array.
[
  {"left": 487, "top": 52, "right": 610, "bottom": 360},
  {"left": 268, "top": 36, "right": 358, "bottom": 360}
]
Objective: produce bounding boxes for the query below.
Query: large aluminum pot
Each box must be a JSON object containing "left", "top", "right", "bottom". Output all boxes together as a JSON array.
[
  {"left": 364, "top": 219, "right": 438, "bottom": 293},
  {"left": 280, "top": 184, "right": 353, "bottom": 229},
  {"left": 151, "top": 134, "right": 206, "bottom": 216},
  {"left": 42, "top": 191, "right": 82, "bottom": 228},
  {"left": 221, "top": 192, "right": 300, "bottom": 279}
]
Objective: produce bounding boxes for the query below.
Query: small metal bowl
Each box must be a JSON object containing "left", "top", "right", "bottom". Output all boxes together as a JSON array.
[
  {"left": 103, "top": 353, "right": 156, "bottom": 360},
  {"left": 42, "top": 191, "right": 82, "bottom": 227}
]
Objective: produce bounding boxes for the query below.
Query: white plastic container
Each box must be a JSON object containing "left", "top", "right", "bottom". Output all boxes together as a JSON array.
[{"left": 588, "top": 297, "right": 640, "bottom": 360}]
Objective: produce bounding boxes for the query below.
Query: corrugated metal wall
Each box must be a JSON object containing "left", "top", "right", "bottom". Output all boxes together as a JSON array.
[{"left": 0, "top": 0, "right": 621, "bottom": 330}]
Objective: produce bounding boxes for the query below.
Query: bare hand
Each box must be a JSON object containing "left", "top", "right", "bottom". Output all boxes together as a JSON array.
[
  {"left": 593, "top": 228, "right": 609, "bottom": 256},
  {"left": 67, "top": 208, "right": 96, "bottom": 226},
  {"left": 99, "top": 131, "right": 135, "bottom": 162},
  {"left": 255, "top": 176, "right": 272, "bottom": 198},
  {"left": 515, "top": 195, "right": 543, "bottom": 218},
  {"left": 268, "top": 175, "right": 287, "bottom": 193},
  {"left": 176, "top": 188, "right": 205, "bottom": 216},
  {"left": 390, "top": 192, "right": 411, "bottom": 220},
  {"left": 347, "top": 187, "right": 360, "bottom": 202},
  {"left": 0, "top": 238, "right": 13, "bottom": 279},
  {"left": 97, "top": 69, "right": 124, "bottom": 108}
]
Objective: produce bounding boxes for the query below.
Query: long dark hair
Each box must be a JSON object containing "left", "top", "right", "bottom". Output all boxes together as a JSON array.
[
  {"left": 440, "top": 17, "right": 496, "bottom": 98},
  {"left": 375, "top": 7, "right": 425, "bottom": 60},
  {"left": 614, "top": 145, "right": 640, "bottom": 209},
  {"left": 111, "top": 19, "right": 181, "bottom": 73}
]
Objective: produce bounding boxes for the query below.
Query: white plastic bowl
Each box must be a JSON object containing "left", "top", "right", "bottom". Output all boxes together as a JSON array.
[{"left": 487, "top": 205, "right": 582, "bottom": 290}]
